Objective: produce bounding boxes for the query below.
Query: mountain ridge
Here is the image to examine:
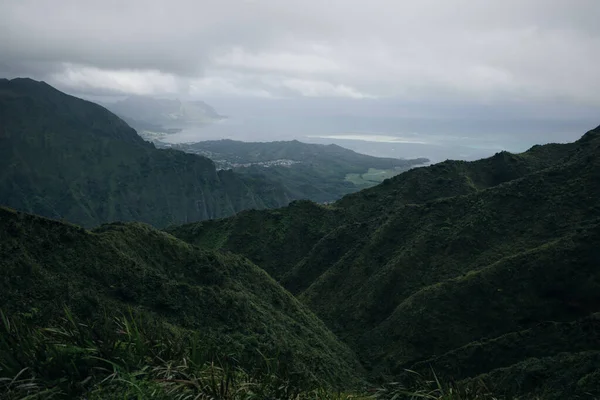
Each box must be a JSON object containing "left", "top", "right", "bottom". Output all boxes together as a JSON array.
[
  {"left": 169, "top": 125, "right": 600, "bottom": 398},
  {"left": 159, "top": 138, "right": 429, "bottom": 203},
  {"left": 0, "top": 205, "right": 364, "bottom": 391},
  {"left": 2, "top": 77, "right": 600, "bottom": 398},
  {"left": 0, "top": 78, "right": 293, "bottom": 228}
]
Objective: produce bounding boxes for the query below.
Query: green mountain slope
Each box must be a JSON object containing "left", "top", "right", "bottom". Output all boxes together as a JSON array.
[
  {"left": 169, "top": 126, "right": 600, "bottom": 398},
  {"left": 0, "top": 206, "right": 363, "bottom": 397},
  {"left": 171, "top": 139, "right": 426, "bottom": 168},
  {"left": 169, "top": 133, "right": 584, "bottom": 292},
  {"left": 0, "top": 78, "right": 291, "bottom": 228},
  {"left": 409, "top": 313, "right": 600, "bottom": 398},
  {"left": 335, "top": 139, "right": 578, "bottom": 218},
  {"left": 169, "top": 200, "right": 344, "bottom": 281},
  {"left": 163, "top": 139, "right": 429, "bottom": 203}
]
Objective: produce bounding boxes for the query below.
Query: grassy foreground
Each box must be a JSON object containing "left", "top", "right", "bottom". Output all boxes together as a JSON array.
[
  {"left": 0, "top": 308, "right": 511, "bottom": 400},
  {"left": 0, "top": 308, "right": 364, "bottom": 399}
]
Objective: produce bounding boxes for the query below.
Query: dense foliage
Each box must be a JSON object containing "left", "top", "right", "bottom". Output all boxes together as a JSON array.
[
  {"left": 0, "top": 206, "right": 365, "bottom": 397},
  {"left": 0, "top": 78, "right": 292, "bottom": 228},
  {"left": 2, "top": 78, "right": 600, "bottom": 399},
  {"left": 171, "top": 126, "right": 600, "bottom": 398}
]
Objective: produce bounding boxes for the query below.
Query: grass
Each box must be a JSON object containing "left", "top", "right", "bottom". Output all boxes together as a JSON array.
[
  {"left": 0, "top": 207, "right": 365, "bottom": 391},
  {"left": 0, "top": 308, "right": 516, "bottom": 400},
  {"left": 170, "top": 126, "right": 600, "bottom": 399},
  {"left": 0, "top": 307, "right": 362, "bottom": 399},
  {"left": 345, "top": 168, "right": 403, "bottom": 186},
  {"left": 373, "top": 369, "right": 500, "bottom": 400}
]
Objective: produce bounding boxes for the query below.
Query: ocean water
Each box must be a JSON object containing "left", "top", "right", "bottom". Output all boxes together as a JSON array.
[{"left": 162, "top": 113, "right": 593, "bottom": 163}]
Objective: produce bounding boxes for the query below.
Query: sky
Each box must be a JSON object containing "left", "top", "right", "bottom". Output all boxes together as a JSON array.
[{"left": 1, "top": 0, "right": 599, "bottom": 158}]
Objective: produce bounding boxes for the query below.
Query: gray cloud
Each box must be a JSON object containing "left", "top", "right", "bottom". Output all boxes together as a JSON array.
[{"left": 1, "top": 0, "right": 600, "bottom": 105}]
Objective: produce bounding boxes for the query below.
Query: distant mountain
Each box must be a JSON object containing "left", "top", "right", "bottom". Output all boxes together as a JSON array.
[
  {"left": 164, "top": 139, "right": 429, "bottom": 203},
  {"left": 170, "top": 139, "right": 427, "bottom": 167},
  {"left": 0, "top": 206, "right": 363, "bottom": 397},
  {"left": 104, "top": 95, "right": 225, "bottom": 133},
  {"left": 0, "top": 78, "right": 290, "bottom": 227},
  {"left": 169, "top": 126, "right": 600, "bottom": 398}
]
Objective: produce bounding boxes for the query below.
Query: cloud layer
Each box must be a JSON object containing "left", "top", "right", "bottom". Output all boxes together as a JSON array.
[{"left": 2, "top": 0, "right": 599, "bottom": 104}]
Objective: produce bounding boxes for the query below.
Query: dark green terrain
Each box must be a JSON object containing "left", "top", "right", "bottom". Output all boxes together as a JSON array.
[
  {"left": 2, "top": 78, "right": 600, "bottom": 399},
  {"left": 0, "top": 78, "right": 292, "bottom": 228},
  {"left": 0, "top": 206, "right": 363, "bottom": 398},
  {"left": 163, "top": 139, "right": 428, "bottom": 203},
  {"left": 170, "top": 126, "right": 600, "bottom": 398}
]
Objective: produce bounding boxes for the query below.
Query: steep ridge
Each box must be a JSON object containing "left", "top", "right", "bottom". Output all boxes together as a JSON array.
[
  {"left": 0, "top": 206, "right": 363, "bottom": 388},
  {"left": 168, "top": 200, "right": 343, "bottom": 280},
  {"left": 335, "top": 138, "right": 579, "bottom": 219},
  {"left": 169, "top": 126, "right": 600, "bottom": 397},
  {"left": 410, "top": 313, "right": 600, "bottom": 398},
  {"left": 301, "top": 136, "right": 600, "bottom": 340},
  {"left": 169, "top": 132, "right": 584, "bottom": 290},
  {"left": 0, "top": 78, "right": 291, "bottom": 228}
]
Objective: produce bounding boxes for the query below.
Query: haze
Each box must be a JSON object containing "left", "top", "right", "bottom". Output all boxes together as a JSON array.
[{"left": 2, "top": 0, "right": 599, "bottom": 161}]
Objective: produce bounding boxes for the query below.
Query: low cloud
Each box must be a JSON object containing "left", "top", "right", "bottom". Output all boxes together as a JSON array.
[
  {"left": 1, "top": 0, "right": 599, "bottom": 105},
  {"left": 50, "top": 64, "right": 183, "bottom": 95}
]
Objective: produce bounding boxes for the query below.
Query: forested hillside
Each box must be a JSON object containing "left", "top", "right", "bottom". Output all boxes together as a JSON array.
[
  {"left": 0, "top": 206, "right": 363, "bottom": 397},
  {"left": 0, "top": 78, "right": 291, "bottom": 228},
  {"left": 170, "top": 126, "right": 600, "bottom": 399},
  {"left": 2, "top": 77, "right": 600, "bottom": 399}
]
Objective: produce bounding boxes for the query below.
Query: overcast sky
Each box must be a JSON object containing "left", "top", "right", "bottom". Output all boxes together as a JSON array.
[{"left": 2, "top": 0, "right": 599, "bottom": 105}]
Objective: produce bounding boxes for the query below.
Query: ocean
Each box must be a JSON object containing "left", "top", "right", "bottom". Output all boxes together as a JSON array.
[{"left": 161, "top": 112, "right": 593, "bottom": 163}]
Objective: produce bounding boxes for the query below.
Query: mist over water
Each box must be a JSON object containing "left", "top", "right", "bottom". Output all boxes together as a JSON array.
[{"left": 162, "top": 109, "right": 594, "bottom": 162}]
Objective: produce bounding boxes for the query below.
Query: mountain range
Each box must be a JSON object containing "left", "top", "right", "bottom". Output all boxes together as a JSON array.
[
  {"left": 0, "top": 78, "right": 291, "bottom": 228},
  {"left": 0, "top": 78, "right": 426, "bottom": 227},
  {"left": 169, "top": 126, "right": 600, "bottom": 398},
  {"left": 1, "top": 78, "right": 599, "bottom": 399}
]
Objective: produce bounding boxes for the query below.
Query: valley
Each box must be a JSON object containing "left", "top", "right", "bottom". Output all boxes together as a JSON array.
[
  {"left": 169, "top": 125, "right": 600, "bottom": 398},
  {"left": 0, "top": 78, "right": 599, "bottom": 399},
  {"left": 344, "top": 167, "right": 405, "bottom": 185}
]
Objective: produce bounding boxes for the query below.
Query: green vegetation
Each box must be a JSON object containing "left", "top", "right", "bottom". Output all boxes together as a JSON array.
[
  {"left": 0, "top": 307, "right": 370, "bottom": 399},
  {"left": 0, "top": 78, "right": 292, "bottom": 228},
  {"left": 0, "top": 206, "right": 364, "bottom": 397},
  {"left": 170, "top": 126, "right": 600, "bottom": 398},
  {"left": 345, "top": 168, "right": 405, "bottom": 186},
  {"left": 165, "top": 139, "right": 428, "bottom": 203},
  {"left": 3, "top": 78, "right": 600, "bottom": 398},
  {"left": 167, "top": 200, "right": 344, "bottom": 281}
]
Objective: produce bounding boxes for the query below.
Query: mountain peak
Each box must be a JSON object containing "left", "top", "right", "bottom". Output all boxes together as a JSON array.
[
  {"left": 0, "top": 77, "right": 144, "bottom": 145},
  {"left": 578, "top": 124, "right": 600, "bottom": 144}
]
